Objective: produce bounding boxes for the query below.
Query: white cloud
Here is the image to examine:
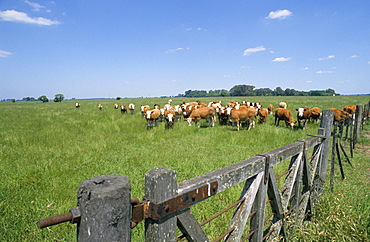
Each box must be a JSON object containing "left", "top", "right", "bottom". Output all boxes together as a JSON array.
[
  {"left": 165, "top": 47, "right": 190, "bottom": 53},
  {"left": 317, "top": 55, "right": 335, "bottom": 60},
  {"left": 306, "top": 81, "right": 313, "bottom": 83},
  {"left": 24, "top": 0, "right": 46, "bottom": 12},
  {"left": 368, "top": 61, "right": 370, "bottom": 64},
  {"left": 316, "top": 71, "right": 335, "bottom": 74},
  {"left": 0, "top": 50, "right": 13, "bottom": 57},
  {"left": 350, "top": 55, "right": 359, "bottom": 58},
  {"left": 302, "top": 67, "right": 310, "bottom": 70},
  {"left": 266, "top": 9, "right": 292, "bottom": 19},
  {"left": 243, "top": 46, "right": 266, "bottom": 56},
  {"left": 272, "top": 57, "right": 292, "bottom": 62},
  {"left": 0, "top": 10, "right": 60, "bottom": 25}
]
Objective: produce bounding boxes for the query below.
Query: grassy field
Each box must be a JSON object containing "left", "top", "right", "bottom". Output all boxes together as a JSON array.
[{"left": 0, "top": 96, "right": 369, "bottom": 241}]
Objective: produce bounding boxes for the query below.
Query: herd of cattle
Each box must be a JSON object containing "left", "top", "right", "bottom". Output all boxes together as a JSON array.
[{"left": 75, "top": 100, "right": 363, "bottom": 130}]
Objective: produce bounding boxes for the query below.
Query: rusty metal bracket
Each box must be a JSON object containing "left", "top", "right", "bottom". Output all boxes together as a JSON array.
[
  {"left": 132, "top": 181, "right": 218, "bottom": 224},
  {"left": 38, "top": 207, "right": 81, "bottom": 229}
]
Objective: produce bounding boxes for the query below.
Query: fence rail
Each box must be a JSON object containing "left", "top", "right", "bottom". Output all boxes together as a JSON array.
[{"left": 38, "top": 104, "right": 369, "bottom": 241}]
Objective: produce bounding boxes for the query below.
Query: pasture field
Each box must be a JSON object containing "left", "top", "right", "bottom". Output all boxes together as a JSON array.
[{"left": 0, "top": 95, "right": 369, "bottom": 241}]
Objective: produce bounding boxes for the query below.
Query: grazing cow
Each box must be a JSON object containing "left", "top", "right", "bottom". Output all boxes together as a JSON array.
[
  {"left": 268, "top": 104, "right": 274, "bottom": 115},
  {"left": 257, "top": 108, "right": 269, "bottom": 123},
  {"left": 140, "top": 105, "right": 150, "bottom": 117},
  {"left": 279, "top": 102, "right": 287, "bottom": 109},
  {"left": 217, "top": 106, "right": 229, "bottom": 125},
  {"left": 275, "top": 108, "right": 296, "bottom": 129},
  {"left": 187, "top": 107, "right": 216, "bottom": 128},
  {"left": 182, "top": 104, "right": 196, "bottom": 120},
  {"left": 328, "top": 108, "right": 349, "bottom": 123},
  {"left": 173, "top": 105, "right": 183, "bottom": 121},
  {"left": 309, "top": 107, "right": 321, "bottom": 122},
  {"left": 227, "top": 107, "right": 257, "bottom": 131},
  {"left": 129, "top": 103, "right": 135, "bottom": 115},
  {"left": 343, "top": 105, "right": 356, "bottom": 115},
  {"left": 75, "top": 103, "right": 81, "bottom": 109},
  {"left": 296, "top": 107, "right": 310, "bottom": 129},
  {"left": 120, "top": 105, "right": 127, "bottom": 114},
  {"left": 98, "top": 104, "right": 103, "bottom": 110},
  {"left": 114, "top": 103, "right": 119, "bottom": 109},
  {"left": 146, "top": 109, "right": 161, "bottom": 128},
  {"left": 164, "top": 109, "right": 175, "bottom": 129}
]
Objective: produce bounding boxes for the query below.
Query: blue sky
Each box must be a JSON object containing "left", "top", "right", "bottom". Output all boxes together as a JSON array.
[{"left": 1, "top": 0, "right": 369, "bottom": 100}]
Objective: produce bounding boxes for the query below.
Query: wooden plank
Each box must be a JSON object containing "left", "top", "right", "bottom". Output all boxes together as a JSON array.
[
  {"left": 226, "top": 172, "right": 264, "bottom": 241},
  {"left": 144, "top": 168, "right": 177, "bottom": 242},
  {"left": 177, "top": 208, "right": 209, "bottom": 242}
]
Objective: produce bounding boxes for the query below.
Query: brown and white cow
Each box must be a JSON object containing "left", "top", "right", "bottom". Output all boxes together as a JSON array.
[
  {"left": 296, "top": 107, "right": 310, "bottom": 129},
  {"left": 279, "top": 102, "right": 287, "bottom": 109},
  {"left": 128, "top": 103, "right": 135, "bottom": 115},
  {"left": 98, "top": 104, "right": 103, "bottom": 110},
  {"left": 75, "top": 103, "right": 81, "bottom": 108},
  {"left": 164, "top": 109, "right": 176, "bottom": 129},
  {"left": 267, "top": 104, "right": 274, "bottom": 115},
  {"left": 120, "top": 105, "right": 127, "bottom": 114},
  {"left": 217, "top": 106, "right": 229, "bottom": 125},
  {"left": 114, "top": 103, "right": 119, "bottom": 109},
  {"left": 328, "top": 108, "right": 349, "bottom": 123},
  {"left": 257, "top": 108, "right": 269, "bottom": 123},
  {"left": 146, "top": 109, "right": 161, "bottom": 128},
  {"left": 275, "top": 108, "right": 296, "bottom": 129},
  {"left": 187, "top": 107, "right": 216, "bottom": 128},
  {"left": 309, "top": 107, "right": 321, "bottom": 123},
  {"left": 140, "top": 105, "right": 150, "bottom": 117},
  {"left": 227, "top": 106, "right": 257, "bottom": 131}
]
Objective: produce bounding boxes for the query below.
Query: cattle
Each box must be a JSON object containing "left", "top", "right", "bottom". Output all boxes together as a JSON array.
[
  {"left": 120, "top": 105, "right": 127, "bottom": 114},
  {"left": 129, "top": 103, "right": 135, "bottom": 115},
  {"left": 140, "top": 105, "right": 150, "bottom": 117},
  {"left": 257, "top": 108, "right": 268, "bottom": 123},
  {"left": 75, "top": 103, "right": 81, "bottom": 108},
  {"left": 268, "top": 104, "right": 274, "bottom": 115},
  {"left": 98, "top": 104, "right": 103, "bottom": 110},
  {"left": 343, "top": 105, "right": 356, "bottom": 116},
  {"left": 146, "top": 109, "right": 161, "bottom": 128},
  {"left": 328, "top": 108, "right": 349, "bottom": 123},
  {"left": 163, "top": 103, "right": 172, "bottom": 111},
  {"left": 208, "top": 101, "right": 222, "bottom": 111},
  {"left": 154, "top": 104, "right": 161, "bottom": 110},
  {"left": 164, "top": 109, "right": 176, "bottom": 129},
  {"left": 187, "top": 107, "right": 216, "bottom": 128},
  {"left": 309, "top": 107, "right": 321, "bottom": 123},
  {"left": 296, "top": 107, "right": 310, "bottom": 129},
  {"left": 217, "top": 106, "right": 229, "bottom": 125},
  {"left": 182, "top": 104, "right": 196, "bottom": 120},
  {"left": 279, "top": 102, "right": 287, "bottom": 109},
  {"left": 275, "top": 108, "right": 296, "bottom": 129},
  {"left": 227, "top": 107, "right": 257, "bottom": 131},
  {"left": 114, "top": 103, "right": 119, "bottom": 109},
  {"left": 173, "top": 105, "right": 183, "bottom": 121}
]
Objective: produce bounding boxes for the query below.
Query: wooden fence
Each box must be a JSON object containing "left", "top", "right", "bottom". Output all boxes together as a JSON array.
[{"left": 38, "top": 104, "right": 369, "bottom": 241}]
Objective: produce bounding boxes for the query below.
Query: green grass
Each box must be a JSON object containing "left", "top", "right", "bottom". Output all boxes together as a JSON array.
[{"left": 0, "top": 96, "right": 369, "bottom": 241}]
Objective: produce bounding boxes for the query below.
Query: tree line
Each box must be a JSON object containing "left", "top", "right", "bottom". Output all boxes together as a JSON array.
[{"left": 177, "top": 85, "right": 337, "bottom": 98}]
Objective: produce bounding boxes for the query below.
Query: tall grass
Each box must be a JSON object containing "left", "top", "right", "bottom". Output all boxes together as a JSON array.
[{"left": 0, "top": 96, "right": 369, "bottom": 241}]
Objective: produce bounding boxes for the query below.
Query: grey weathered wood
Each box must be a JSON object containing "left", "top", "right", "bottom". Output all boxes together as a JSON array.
[
  {"left": 226, "top": 172, "right": 263, "bottom": 241},
  {"left": 177, "top": 208, "right": 209, "bottom": 242},
  {"left": 354, "top": 105, "right": 363, "bottom": 144},
  {"left": 144, "top": 167, "right": 177, "bottom": 242},
  {"left": 77, "top": 175, "right": 131, "bottom": 242}
]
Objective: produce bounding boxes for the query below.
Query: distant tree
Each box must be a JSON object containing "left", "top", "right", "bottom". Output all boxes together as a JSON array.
[
  {"left": 273, "top": 87, "right": 285, "bottom": 96},
  {"left": 116, "top": 97, "right": 121, "bottom": 100},
  {"left": 54, "top": 94, "right": 65, "bottom": 102},
  {"left": 12, "top": 99, "right": 16, "bottom": 103},
  {"left": 229, "top": 85, "right": 255, "bottom": 96},
  {"left": 325, "top": 88, "right": 336, "bottom": 96},
  {"left": 255, "top": 88, "right": 273, "bottom": 96},
  {"left": 38, "top": 95, "right": 49, "bottom": 103}
]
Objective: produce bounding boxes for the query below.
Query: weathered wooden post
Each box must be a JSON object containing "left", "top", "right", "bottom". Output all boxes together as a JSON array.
[
  {"left": 354, "top": 105, "right": 363, "bottom": 145},
  {"left": 77, "top": 175, "right": 131, "bottom": 241},
  {"left": 145, "top": 167, "right": 177, "bottom": 242}
]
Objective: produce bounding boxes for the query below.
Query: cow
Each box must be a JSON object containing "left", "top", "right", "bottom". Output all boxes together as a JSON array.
[
  {"left": 146, "top": 109, "right": 161, "bottom": 128},
  {"left": 173, "top": 105, "right": 183, "bottom": 121},
  {"left": 296, "top": 107, "right": 310, "bottom": 129},
  {"left": 114, "top": 103, "right": 119, "bottom": 109},
  {"left": 328, "top": 108, "right": 349, "bottom": 123},
  {"left": 279, "top": 102, "right": 287, "bottom": 109},
  {"left": 98, "top": 104, "right": 103, "bottom": 110},
  {"left": 309, "top": 107, "right": 321, "bottom": 123},
  {"left": 120, "top": 105, "right": 127, "bottom": 114},
  {"left": 275, "top": 108, "right": 296, "bottom": 129},
  {"left": 164, "top": 109, "right": 176, "bottom": 129},
  {"left": 227, "top": 106, "right": 257, "bottom": 131},
  {"left": 217, "top": 106, "right": 229, "bottom": 125},
  {"left": 187, "top": 107, "right": 216, "bottom": 128},
  {"left": 140, "top": 105, "right": 150, "bottom": 117},
  {"left": 268, "top": 104, "right": 274, "bottom": 115},
  {"left": 257, "top": 108, "right": 269, "bottom": 123},
  {"left": 343, "top": 105, "right": 356, "bottom": 116},
  {"left": 75, "top": 103, "right": 81, "bottom": 109},
  {"left": 129, "top": 103, "right": 135, "bottom": 115}
]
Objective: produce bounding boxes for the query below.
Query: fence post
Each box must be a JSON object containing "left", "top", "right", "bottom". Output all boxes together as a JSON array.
[
  {"left": 354, "top": 105, "right": 363, "bottom": 145},
  {"left": 144, "top": 167, "right": 177, "bottom": 242},
  {"left": 77, "top": 175, "right": 131, "bottom": 241}
]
